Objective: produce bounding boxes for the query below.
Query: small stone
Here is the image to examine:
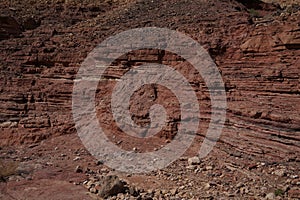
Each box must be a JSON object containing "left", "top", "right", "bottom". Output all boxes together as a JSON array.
[
  {"left": 96, "top": 160, "right": 104, "bottom": 165},
  {"left": 8, "top": 175, "right": 22, "bottom": 182},
  {"left": 100, "top": 168, "right": 109, "bottom": 173},
  {"left": 204, "top": 183, "right": 211, "bottom": 190},
  {"left": 273, "top": 169, "right": 286, "bottom": 177},
  {"left": 240, "top": 187, "right": 249, "bottom": 194},
  {"left": 128, "top": 186, "right": 139, "bottom": 197},
  {"left": 290, "top": 175, "right": 298, "bottom": 179},
  {"left": 117, "top": 193, "right": 125, "bottom": 199},
  {"left": 248, "top": 163, "right": 257, "bottom": 170},
  {"left": 94, "top": 184, "right": 101, "bottom": 191},
  {"left": 28, "top": 144, "right": 38, "bottom": 148},
  {"left": 89, "top": 187, "right": 97, "bottom": 193},
  {"left": 194, "top": 168, "right": 201, "bottom": 173},
  {"left": 75, "top": 165, "right": 83, "bottom": 173},
  {"left": 227, "top": 193, "right": 235, "bottom": 197},
  {"left": 265, "top": 192, "right": 275, "bottom": 199},
  {"left": 206, "top": 166, "right": 213, "bottom": 170},
  {"left": 129, "top": 196, "right": 136, "bottom": 200},
  {"left": 85, "top": 167, "right": 92, "bottom": 173},
  {"left": 236, "top": 182, "right": 244, "bottom": 188},
  {"left": 86, "top": 180, "right": 95, "bottom": 189},
  {"left": 285, "top": 179, "right": 292, "bottom": 184},
  {"left": 153, "top": 189, "right": 161, "bottom": 197},
  {"left": 9, "top": 7, "right": 17, "bottom": 11},
  {"left": 170, "top": 188, "right": 178, "bottom": 195},
  {"left": 178, "top": 185, "right": 185, "bottom": 190},
  {"left": 117, "top": 140, "right": 122, "bottom": 145},
  {"left": 282, "top": 185, "right": 290, "bottom": 193},
  {"left": 147, "top": 189, "right": 154, "bottom": 194},
  {"left": 188, "top": 156, "right": 201, "bottom": 165},
  {"left": 159, "top": 189, "right": 167, "bottom": 195},
  {"left": 179, "top": 157, "right": 188, "bottom": 161},
  {"left": 73, "top": 156, "right": 81, "bottom": 161},
  {"left": 186, "top": 165, "right": 196, "bottom": 170}
]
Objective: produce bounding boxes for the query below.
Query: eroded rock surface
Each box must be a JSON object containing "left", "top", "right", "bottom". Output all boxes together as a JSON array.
[{"left": 0, "top": 0, "right": 299, "bottom": 199}]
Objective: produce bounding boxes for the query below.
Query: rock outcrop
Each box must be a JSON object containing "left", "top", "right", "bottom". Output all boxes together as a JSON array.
[{"left": 0, "top": 0, "right": 299, "bottom": 162}]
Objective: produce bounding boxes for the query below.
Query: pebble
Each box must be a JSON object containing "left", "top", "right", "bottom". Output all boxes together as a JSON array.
[
  {"left": 273, "top": 169, "right": 286, "bottom": 177},
  {"left": 240, "top": 187, "right": 249, "bottom": 194},
  {"left": 73, "top": 156, "right": 81, "bottom": 161},
  {"left": 236, "top": 182, "right": 244, "bottom": 188},
  {"left": 188, "top": 156, "right": 201, "bottom": 165},
  {"left": 96, "top": 160, "right": 104, "bottom": 165},
  {"left": 170, "top": 188, "right": 178, "bottom": 195},
  {"left": 100, "top": 168, "right": 110, "bottom": 173},
  {"left": 85, "top": 180, "right": 95, "bottom": 189},
  {"left": 178, "top": 185, "right": 185, "bottom": 190},
  {"left": 186, "top": 165, "right": 196, "bottom": 170},
  {"left": 89, "top": 187, "right": 97, "bottom": 193},
  {"left": 204, "top": 183, "right": 211, "bottom": 190},
  {"left": 265, "top": 192, "right": 275, "bottom": 199},
  {"left": 75, "top": 165, "right": 83, "bottom": 173},
  {"left": 290, "top": 175, "right": 298, "bottom": 179}
]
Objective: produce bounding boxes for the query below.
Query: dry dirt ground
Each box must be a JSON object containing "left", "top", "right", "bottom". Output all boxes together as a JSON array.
[{"left": 0, "top": 0, "right": 299, "bottom": 199}]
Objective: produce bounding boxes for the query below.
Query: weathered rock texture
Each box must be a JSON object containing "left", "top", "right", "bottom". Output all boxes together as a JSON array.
[{"left": 0, "top": 0, "right": 299, "bottom": 163}]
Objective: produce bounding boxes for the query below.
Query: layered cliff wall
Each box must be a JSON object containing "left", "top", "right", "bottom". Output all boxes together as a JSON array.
[{"left": 0, "top": 0, "right": 299, "bottom": 161}]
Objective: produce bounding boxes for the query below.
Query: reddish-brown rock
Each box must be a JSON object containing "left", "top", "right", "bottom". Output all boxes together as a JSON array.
[
  {"left": 0, "top": 1, "right": 299, "bottom": 199},
  {"left": 0, "top": 16, "right": 23, "bottom": 40}
]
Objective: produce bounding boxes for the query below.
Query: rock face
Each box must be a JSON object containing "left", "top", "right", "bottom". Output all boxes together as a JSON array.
[{"left": 0, "top": 0, "right": 299, "bottom": 163}]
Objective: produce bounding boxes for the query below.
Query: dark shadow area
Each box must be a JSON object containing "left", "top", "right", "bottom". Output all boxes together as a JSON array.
[{"left": 236, "top": 0, "right": 279, "bottom": 10}]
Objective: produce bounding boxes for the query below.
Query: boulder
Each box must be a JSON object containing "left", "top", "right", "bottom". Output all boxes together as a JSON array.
[
  {"left": 98, "top": 175, "right": 127, "bottom": 198},
  {"left": 0, "top": 16, "right": 23, "bottom": 40}
]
